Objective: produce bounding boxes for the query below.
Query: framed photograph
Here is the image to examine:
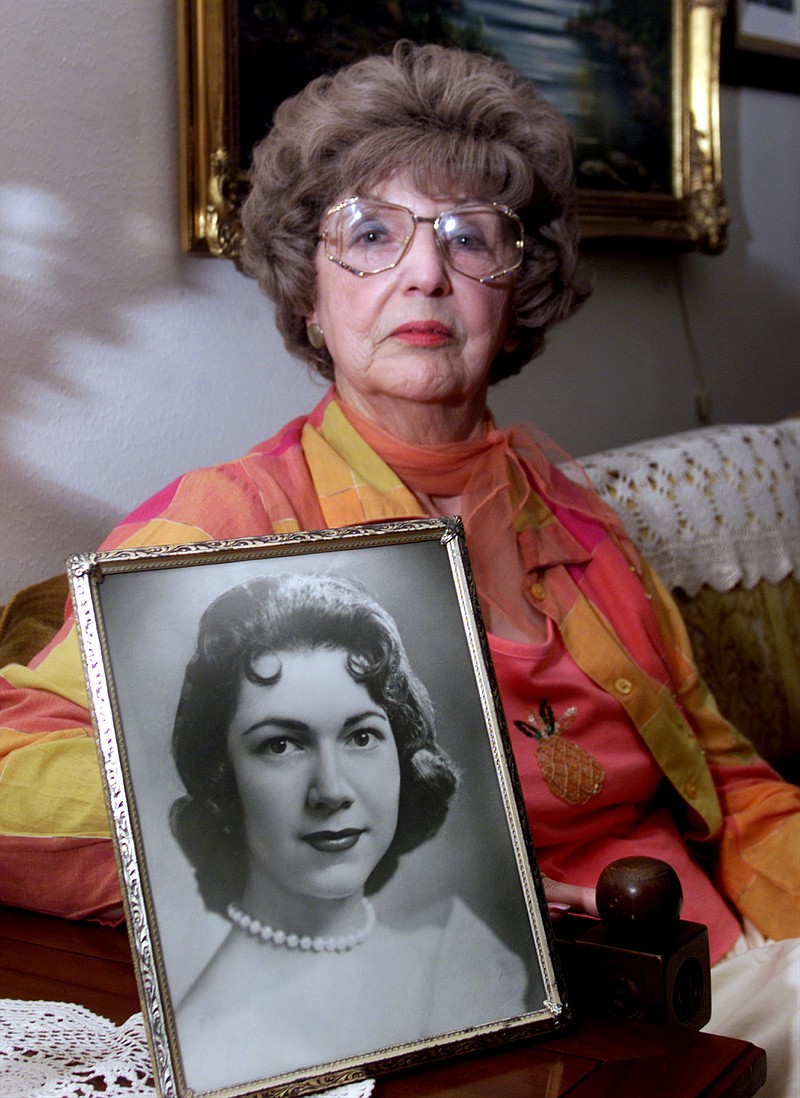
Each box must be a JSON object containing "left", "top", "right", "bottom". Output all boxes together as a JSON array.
[
  {"left": 69, "top": 518, "right": 568, "bottom": 1098},
  {"left": 177, "top": 1, "right": 729, "bottom": 259},
  {"left": 721, "top": 0, "right": 800, "bottom": 91}
]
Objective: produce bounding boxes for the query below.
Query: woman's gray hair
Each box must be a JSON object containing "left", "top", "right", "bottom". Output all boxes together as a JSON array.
[{"left": 241, "top": 40, "right": 591, "bottom": 383}]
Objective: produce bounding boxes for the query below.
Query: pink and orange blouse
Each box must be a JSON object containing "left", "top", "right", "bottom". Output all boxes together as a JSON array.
[{"left": 1, "top": 391, "right": 797, "bottom": 957}]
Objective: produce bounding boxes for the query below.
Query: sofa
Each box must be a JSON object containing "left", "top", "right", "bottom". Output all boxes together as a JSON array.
[
  {"left": 582, "top": 417, "right": 800, "bottom": 781},
  {"left": 1, "top": 418, "right": 798, "bottom": 779}
]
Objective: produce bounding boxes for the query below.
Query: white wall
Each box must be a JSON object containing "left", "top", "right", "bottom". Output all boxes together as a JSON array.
[{"left": 2, "top": 2, "right": 798, "bottom": 603}]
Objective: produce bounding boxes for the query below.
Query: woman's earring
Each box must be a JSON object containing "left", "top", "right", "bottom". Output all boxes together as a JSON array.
[
  {"left": 306, "top": 321, "right": 326, "bottom": 350},
  {"left": 503, "top": 330, "right": 521, "bottom": 354}
]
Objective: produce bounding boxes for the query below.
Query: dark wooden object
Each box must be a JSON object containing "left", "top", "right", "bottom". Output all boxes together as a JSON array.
[
  {"left": 0, "top": 903, "right": 765, "bottom": 1097},
  {"left": 555, "top": 856, "right": 712, "bottom": 1029},
  {"left": 0, "top": 903, "right": 138, "bottom": 1025}
]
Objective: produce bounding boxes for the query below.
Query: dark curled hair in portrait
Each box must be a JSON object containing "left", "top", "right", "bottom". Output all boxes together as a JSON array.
[
  {"left": 240, "top": 40, "right": 592, "bottom": 385},
  {"left": 170, "top": 572, "right": 459, "bottom": 917}
]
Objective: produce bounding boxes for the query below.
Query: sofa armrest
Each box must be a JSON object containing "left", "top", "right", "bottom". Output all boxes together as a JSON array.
[
  {"left": 579, "top": 420, "right": 800, "bottom": 779},
  {"left": 0, "top": 574, "right": 70, "bottom": 669}
]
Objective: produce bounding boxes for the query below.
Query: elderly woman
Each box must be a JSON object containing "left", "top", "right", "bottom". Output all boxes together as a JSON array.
[
  {"left": 169, "top": 571, "right": 529, "bottom": 1089},
  {"left": 0, "top": 39, "right": 797, "bottom": 1091}
]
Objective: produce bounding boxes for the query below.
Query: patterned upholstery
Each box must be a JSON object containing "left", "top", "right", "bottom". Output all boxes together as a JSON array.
[
  {"left": 0, "top": 574, "right": 69, "bottom": 670},
  {"left": 673, "top": 578, "right": 800, "bottom": 778}
]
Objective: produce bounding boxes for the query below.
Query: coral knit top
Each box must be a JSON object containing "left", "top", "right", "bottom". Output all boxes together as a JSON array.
[{"left": 491, "top": 622, "right": 741, "bottom": 961}]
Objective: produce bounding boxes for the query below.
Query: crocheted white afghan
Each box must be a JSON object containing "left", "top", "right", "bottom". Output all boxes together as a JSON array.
[
  {"left": 581, "top": 419, "right": 800, "bottom": 597},
  {"left": 0, "top": 999, "right": 374, "bottom": 1098}
]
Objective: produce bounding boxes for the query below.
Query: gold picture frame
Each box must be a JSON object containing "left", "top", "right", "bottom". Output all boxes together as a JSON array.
[
  {"left": 178, "top": 0, "right": 729, "bottom": 260},
  {"left": 69, "top": 518, "right": 568, "bottom": 1098}
]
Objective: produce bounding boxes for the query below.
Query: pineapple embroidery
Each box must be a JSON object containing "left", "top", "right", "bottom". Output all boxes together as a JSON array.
[{"left": 515, "top": 698, "right": 605, "bottom": 806}]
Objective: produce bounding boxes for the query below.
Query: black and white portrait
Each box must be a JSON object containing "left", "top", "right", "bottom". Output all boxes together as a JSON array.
[{"left": 77, "top": 526, "right": 556, "bottom": 1095}]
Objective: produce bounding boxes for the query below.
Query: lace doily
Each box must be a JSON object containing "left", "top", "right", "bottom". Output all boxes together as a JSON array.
[
  {"left": 0, "top": 1000, "right": 374, "bottom": 1098},
  {"left": 580, "top": 419, "right": 800, "bottom": 596}
]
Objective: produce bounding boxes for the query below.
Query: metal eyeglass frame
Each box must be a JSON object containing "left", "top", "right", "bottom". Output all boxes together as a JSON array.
[{"left": 320, "top": 197, "right": 525, "bottom": 284}]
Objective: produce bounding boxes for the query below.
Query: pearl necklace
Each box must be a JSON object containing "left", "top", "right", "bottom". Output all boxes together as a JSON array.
[{"left": 226, "top": 897, "right": 376, "bottom": 953}]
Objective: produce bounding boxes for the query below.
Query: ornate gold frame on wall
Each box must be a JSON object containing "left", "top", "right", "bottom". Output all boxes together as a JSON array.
[{"left": 177, "top": 0, "right": 729, "bottom": 261}]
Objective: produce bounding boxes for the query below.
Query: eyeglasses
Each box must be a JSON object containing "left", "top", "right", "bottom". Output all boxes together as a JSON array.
[{"left": 320, "top": 197, "right": 524, "bottom": 283}]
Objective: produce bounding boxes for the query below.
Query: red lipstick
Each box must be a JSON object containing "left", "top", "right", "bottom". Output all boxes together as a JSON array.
[{"left": 390, "top": 322, "right": 453, "bottom": 347}]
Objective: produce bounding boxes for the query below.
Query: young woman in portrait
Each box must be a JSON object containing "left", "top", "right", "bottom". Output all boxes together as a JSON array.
[{"left": 168, "top": 571, "right": 531, "bottom": 1091}]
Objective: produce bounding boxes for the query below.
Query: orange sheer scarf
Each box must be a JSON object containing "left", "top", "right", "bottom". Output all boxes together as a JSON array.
[{"left": 336, "top": 400, "right": 618, "bottom": 642}]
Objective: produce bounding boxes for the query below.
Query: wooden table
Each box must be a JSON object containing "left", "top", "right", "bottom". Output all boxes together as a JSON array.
[{"left": 0, "top": 905, "right": 766, "bottom": 1097}]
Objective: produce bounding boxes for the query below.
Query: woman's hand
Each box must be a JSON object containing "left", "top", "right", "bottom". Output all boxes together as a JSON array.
[{"left": 542, "top": 875, "right": 598, "bottom": 918}]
